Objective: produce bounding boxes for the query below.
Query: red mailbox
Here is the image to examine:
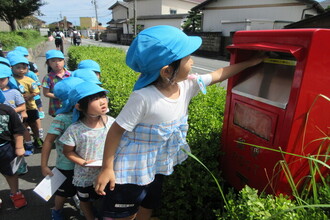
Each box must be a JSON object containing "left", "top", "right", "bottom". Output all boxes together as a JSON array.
[{"left": 221, "top": 29, "right": 330, "bottom": 196}]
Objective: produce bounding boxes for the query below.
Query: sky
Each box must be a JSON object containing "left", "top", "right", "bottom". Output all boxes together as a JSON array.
[
  {"left": 37, "top": 0, "right": 328, "bottom": 26},
  {"left": 37, "top": 0, "right": 117, "bottom": 26}
]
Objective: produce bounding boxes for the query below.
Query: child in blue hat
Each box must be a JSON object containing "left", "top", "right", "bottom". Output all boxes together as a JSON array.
[
  {"left": 0, "top": 90, "right": 28, "bottom": 209},
  {"left": 78, "top": 59, "right": 101, "bottom": 79},
  {"left": 41, "top": 77, "right": 85, "bottom": 220},
  {"left": 95, "top": 25, "right": 265, "bottom": 219},
  {"left": 59, "top": 82, "right": 115, "bottom": 220},
  {"left": 72, "top": 69, "right": 102, "bottom": 85},
  {"left": 8, "top": 55, "right": 42, "bottom": 156},
  {"left": 42, "top": 49, "right": 71, "bottom": 117}
]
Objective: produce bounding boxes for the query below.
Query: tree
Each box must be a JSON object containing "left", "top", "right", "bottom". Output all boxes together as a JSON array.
[
  {"left": 182, "top": 10, "right": 202, "bottom": 32},
  {"left": 0, "top": 0, "right": 44, "bottom": 31}
]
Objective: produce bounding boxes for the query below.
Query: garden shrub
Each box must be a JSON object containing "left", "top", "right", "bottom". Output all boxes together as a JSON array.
[{"left": 0, "top": 30, "right": 45, "bottom": 51}]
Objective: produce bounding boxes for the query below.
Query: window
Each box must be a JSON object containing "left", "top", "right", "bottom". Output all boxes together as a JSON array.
[{"left": 170, "top": 9, "right": 177, "bottom": 14}]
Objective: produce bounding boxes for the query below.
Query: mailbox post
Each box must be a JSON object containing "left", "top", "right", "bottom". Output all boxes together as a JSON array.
[{"left": 221, "top": 29, "right": 330, "bottom": 195}]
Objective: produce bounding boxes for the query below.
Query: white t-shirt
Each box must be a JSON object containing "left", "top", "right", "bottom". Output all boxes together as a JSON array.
[
  {"left": 116, "top": 74, "right": 212, "bottom": 131},
  {"left": 53, "top": 31, "right": 64, "bottom": 38}
]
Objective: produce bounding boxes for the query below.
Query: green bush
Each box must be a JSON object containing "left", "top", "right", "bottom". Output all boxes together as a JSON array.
[{"left": 0, "top": 30, "right": 46, "bottom": 51}]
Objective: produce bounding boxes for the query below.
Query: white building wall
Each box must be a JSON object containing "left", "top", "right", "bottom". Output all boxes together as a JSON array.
[
  {"left": 137, "top": 0, "right": 162, "bottom": 16},
  {"left": 138, "top": 18, "right": 185, "bottom": 30},
  {"left": 162, "top": 0, "right": 198, "bottom": 14},
  {"left": 201, "top": 0, "right": 318, "bottom": 35},
  {"left": 112, "top": 5, "right": 128, "bottom": 20}
]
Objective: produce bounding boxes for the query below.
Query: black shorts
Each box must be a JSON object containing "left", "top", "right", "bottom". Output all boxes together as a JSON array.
[
  {"left": 55, "top": 169, "right": 76, "bottom": 198},
  {"left": 0, "top": 142, "right": 16, "bottom": 176},
  {"left": 76, "top": 185, "right": 101, "bottom": 202},
  {"left": 35, "top": 99, "right": 43, "bottom": 108},
  {"left": 102, "top": 174, "right": 164, "bottom": 218},
  {"left": 55, "top": 39, "right": 63, "bottom": 47},
  {"left": 24, "top": 109, "right": 39, "bottom": 123}
]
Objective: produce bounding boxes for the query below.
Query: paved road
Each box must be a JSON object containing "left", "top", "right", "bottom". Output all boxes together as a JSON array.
[{"left": 0, "top": 37, "right": 229, "bottom": 219}]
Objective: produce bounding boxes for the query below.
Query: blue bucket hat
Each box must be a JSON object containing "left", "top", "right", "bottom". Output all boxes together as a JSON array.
[
  {"left": 78, "top": 59, "right": 101, "bottom": 73},
  {"left": 7, "top": 54, "right": 29, "bottom": 66},
  {"left": 46, "top": 50, "right": 65, "bottom": 60},
  {"left": 72, "top": 69, "right": 102, "bottom": 85},
  {"left": 126, "top": 25, "right": 202, "bottom": 91},
  {"left": 70, "top": 81, "right": 109, "bottom": 122},
  {"left": 54, "top": 77, "right": 85, "bottom": 115},
  {"left": 14, "top": 46, "right": 29, "bottom": 56},
  {"left": 0, "top": 57, "right": 11, "bottom": 67},
  {"left": 0, "top": 64, "right": 12, "bottom": 78},
  {"left": 0, "top": 90, "right": 5, "bottom": 104}
]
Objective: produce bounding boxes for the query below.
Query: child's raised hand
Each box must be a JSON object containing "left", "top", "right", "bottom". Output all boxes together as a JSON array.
[
  {"left": 94, "top": 168, "right": 116, "bottom": 195},
  {"left": 41, "top": 166, "right": 54, "bottom": 177}
]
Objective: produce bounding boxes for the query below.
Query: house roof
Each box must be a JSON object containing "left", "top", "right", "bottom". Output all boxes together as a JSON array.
[
  {"left": 192, "top": 0, "right": 325, "bottom": 13},
  {"left": 137, "top": 14, "right": 189, "bottom": 20},
  {"left": 284, "top": 9, "right": 330, "bottom": 28},
  {"left": 108, "top": 1, "right": 130, "bottom": 10},
  {"left": 107, "top": 18, "right": 128, "bottom": 25}
]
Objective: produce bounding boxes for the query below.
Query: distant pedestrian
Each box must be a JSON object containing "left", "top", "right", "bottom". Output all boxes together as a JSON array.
[
  {"left": 70, "top": 28, "right": 81, "bottom": 46},
  {"left": 52, "top": 27, "right": 65, "bottom": 53}
]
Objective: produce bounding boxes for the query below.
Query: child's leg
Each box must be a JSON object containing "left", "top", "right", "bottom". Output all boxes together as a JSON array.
[
  {"left": 54, "top": 195, "right": 66, "bottom": 210},
  {"left": 3, "top": 174, "right": 19, "bottom": 194},
  {"left": 79, "top": 201, "right": 95, "bottom": 220},
  {"left": 135, "top": 206, "right": 153, "bottom": 220}
]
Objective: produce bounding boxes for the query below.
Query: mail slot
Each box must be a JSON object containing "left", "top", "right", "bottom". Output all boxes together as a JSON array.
[{"left": 221, "top": 29, "right": 330, "bottom": 196}]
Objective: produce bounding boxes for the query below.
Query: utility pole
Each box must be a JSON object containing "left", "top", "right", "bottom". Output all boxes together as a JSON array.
[
  {"left": 92, "top": 0, "right": 99, "bottom": 40},
  {"left": 134, "top": 0, "right": 137, "bottom": 36}
]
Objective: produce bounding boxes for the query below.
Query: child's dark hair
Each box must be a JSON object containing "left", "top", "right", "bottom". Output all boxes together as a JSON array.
[
  {"left": 152, "top": 58, "right": 181, "bottom": 88},
  {"left": 77, "top": 91, "right": 107, "bottom": 120}
]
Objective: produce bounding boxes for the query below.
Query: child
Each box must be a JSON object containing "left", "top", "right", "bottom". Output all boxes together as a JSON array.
[
  {"left": 14, "top": 46, "right": 40, "bottom": 76},
  {"left": 77, "top": 59, "right": 101, "bottom": 79},
  {"left": 42, "top": 50, "right": 71, "bottom": 117},
  {"left": 72, "top": 69, "right": 102, "bottom": 85},
  {"left": 94, "top": 25, "right": 265, "bottom": 219},
  {"left": 14, "top": 46, "right": 45, "bottom": 120},
  {"left": 0, "top": 64, "right": 26, "bottom": 119},
  {"left": 41, "top": 77, "right": 85, "bottom": 220},
  {"left": 0, "top": 90, "right": 27, "bottom": 209},
  {"left": 53, "top": 27, "right": 65, "bottom": 53},
  {"left": 8, "top": 55, "right": 41, "bottom": 156},
  {"left": 60, "top": 82, "right": 115, "bottom": 220}
]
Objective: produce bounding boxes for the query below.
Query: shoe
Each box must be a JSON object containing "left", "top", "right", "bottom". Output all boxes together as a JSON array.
[
  {"left": 34, "top": 138, "right": 43, "bottom": 149},
  {"left": 39, "top": 111, "right": 45, "bottom": 119},
  {"left": 10, "top": 191, "right": 27, "bottom": 209},
  {"left": 0, "top": 198, "right": 2, "bottom": 209},
  {"left": 24, "top": 143, "right": 34, "bottom": 156},
  {"left": 27, "top": 126, "right": 33, "bottom": 135},
  {"left": 51, "top": 209, "right": 64, "bottom": 220},
  {"left": 16, "top": 159, "right": 28, "bottom": 175}
]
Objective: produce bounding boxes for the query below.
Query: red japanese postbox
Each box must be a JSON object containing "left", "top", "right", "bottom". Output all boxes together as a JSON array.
[{"left": 221, "top": 29, "right": 330, "bottom": 196}]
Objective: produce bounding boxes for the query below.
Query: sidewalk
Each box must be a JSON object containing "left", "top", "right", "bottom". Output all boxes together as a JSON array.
[{"left": 0, "top": 39, "right": 84, "bottom": 220}]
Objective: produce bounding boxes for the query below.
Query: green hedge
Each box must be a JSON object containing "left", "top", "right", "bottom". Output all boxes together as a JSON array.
[{"left": 0, "top": 30, "right": 46, "bottom": 51}]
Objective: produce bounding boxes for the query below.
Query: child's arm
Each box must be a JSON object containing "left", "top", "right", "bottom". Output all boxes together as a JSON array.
[
  {"left": 95, "top": 122, "right": 126, "bottom": 195},
  {"left": 63, "top": 144, "right": 95, "bottom": 166},
  {"left": 14, "top": 103, "right": 26, "bottom": 114},
  {"left": 210, "top": 54, "right": 265, "bottom": 85},
  {"left": 41, "top": 133, "right": 58, "bottom": 177},
  {"left": 13, "top": 134, "right": 25, "bottom": 157},
  {"left": 43, "top": 87, "right": 56, "bottom": 99}
]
